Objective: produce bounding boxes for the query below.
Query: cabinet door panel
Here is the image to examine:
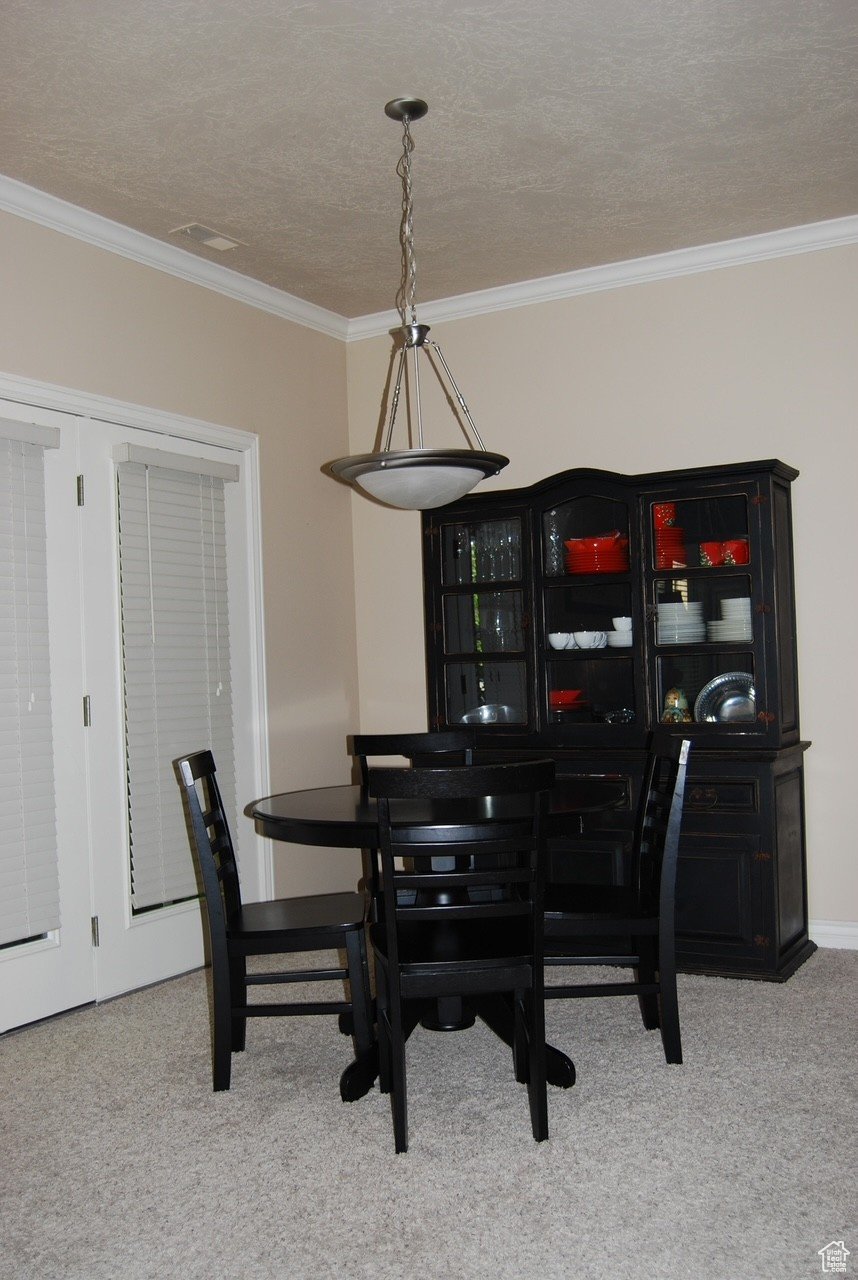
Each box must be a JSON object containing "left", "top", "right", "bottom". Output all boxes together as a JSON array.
[{"left": 675, "top": 835, "right": 762, "bottom": 942}]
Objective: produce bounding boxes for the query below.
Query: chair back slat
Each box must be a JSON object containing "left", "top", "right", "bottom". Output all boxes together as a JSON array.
[{"left": 176, "top": 750, "right": 243, "bottom": 922}]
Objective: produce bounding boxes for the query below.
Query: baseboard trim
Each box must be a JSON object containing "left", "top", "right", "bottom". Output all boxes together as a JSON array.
[{"left": 809, "top": 919, "right": 858, "bottom": 950}]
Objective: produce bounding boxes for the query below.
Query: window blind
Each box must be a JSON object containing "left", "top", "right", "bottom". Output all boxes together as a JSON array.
[
  {"left": 116, "top": 455, "right": 237, "bottom": 912},
  {"left": 0, "top": 423, "right": 61, "bottom": 947}
]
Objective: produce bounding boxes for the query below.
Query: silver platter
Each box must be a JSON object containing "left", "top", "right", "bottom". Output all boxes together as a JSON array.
[{"left": 694, "top": 671, "right": 756, "bottom": 723}]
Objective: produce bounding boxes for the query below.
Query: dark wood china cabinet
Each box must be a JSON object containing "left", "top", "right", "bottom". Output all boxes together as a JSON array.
[{"left": 421, "top": 460, "right": 815, "bottom": 980}]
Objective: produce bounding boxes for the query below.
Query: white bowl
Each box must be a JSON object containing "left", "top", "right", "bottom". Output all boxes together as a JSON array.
[
  {"left": 611, "top": 616, "right": 632, "bottom": 631},
  {"left": 573, "top": 630, "right": 607, "bottom": 649},
  {"left": 548, "top": 632, "right": 575, "bottom": 650}
]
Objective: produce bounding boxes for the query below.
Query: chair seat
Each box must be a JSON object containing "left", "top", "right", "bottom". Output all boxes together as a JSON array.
[
  {"left": 544, "top": 882, "right": 657, "bottom": 932},
  {"left": 230, "top": 891, "right": 367, "bottom": 940}
]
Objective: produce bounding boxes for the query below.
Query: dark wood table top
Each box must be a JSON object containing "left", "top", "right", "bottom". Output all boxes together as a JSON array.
[{"left": 247, "top": 778, "right": 626, "bottom": 848}]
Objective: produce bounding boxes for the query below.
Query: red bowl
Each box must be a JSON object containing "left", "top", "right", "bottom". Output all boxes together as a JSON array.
[{"left": 549, "top": 689, "right": 584, "bottom": 707}]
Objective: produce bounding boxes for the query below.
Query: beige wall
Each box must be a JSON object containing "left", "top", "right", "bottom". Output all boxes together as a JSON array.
[
  {"left": 1, "top": 209, "right": 362, "bottom": 894},
  {"left": 4, "top": 206, "right": 855, "bottom": 925},
  {"left": 346, "top": 244, "right": 858, "bottom": 928}
]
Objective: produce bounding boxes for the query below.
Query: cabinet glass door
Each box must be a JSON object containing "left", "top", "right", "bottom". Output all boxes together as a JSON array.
[
  {"left": 649, "top": 492, "right": 759, "bottom": 728},
  {"left": 649, "top": 494, "right": 749, "bottom": 572},
  {"left": 437, "top": 516, "right": 529, "bottom": 726},
  {"left": 539, "top": 494, "right": 637, "bottom": 727}
]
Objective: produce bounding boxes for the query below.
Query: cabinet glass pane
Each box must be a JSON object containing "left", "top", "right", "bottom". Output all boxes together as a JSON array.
[
  {"left": 655, "top": 575, "right": 753, "bottom": 644},
  {"left": 441, "top": 518, "right": 522, "bottom": 585},
  {"left": 444, "top": 661, "right": 528, "bottom": 725},
  {"left": 547, "top": 656, "right": 636, "bottom": 725},
  {"left": 541, "top": 498, "right": 630, "bottom": 577},
  {"left": 650, "top": 495, "right": 750, "bottom": 570},
  {"left": 545, "top": 581, "right": 633, "bottom": 643},
  {"left": 443, "top": 590, "right": 525, "bottom": 654},
  {"left": 656, "top": 652, "right": 756, "bottom": 725}
]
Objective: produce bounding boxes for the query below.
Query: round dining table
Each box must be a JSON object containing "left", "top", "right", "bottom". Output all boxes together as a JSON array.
[{"left": 247, "top": 775, "right": 627, "bottom": 1101}]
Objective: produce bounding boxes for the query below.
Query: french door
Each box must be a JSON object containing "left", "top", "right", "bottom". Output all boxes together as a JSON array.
[{"left": 0, "top": 389, "right": 267, "bottom": 1031}]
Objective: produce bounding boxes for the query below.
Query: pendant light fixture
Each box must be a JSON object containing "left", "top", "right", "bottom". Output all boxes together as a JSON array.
[{"left": 329, "top": 97, "right": 509, "bottom": 510}]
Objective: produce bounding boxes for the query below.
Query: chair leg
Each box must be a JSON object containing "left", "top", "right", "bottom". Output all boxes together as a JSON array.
[
  {"left": 657, "top": 935, "right": 683, "bottom": 1064},
  {"left": 635, "top": 936, "right": 660, "bottom": 1030},
  {"left": 210, "top": 950, "right": 234, "bottom": 1092},
  {"left": 387, "top": 978, "right": 409, "bottom": 1153},
  {"left": 229, "top": 954, "right": 248, "bottom": 1051},
  {"left": 512, "top": 991, "right": 529, "bottom": 1084},
  {"left": 344, "top": 929, "right": 375, "bottom": 1059},
  {"left": 375, "top": 964, "right": 392, "bottom": 1096},
  {"left": 525, "top": 985, "right": 548, "bottom": 1142}
]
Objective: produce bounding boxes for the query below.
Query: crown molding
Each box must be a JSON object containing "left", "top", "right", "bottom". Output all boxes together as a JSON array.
[
  {"left": 3, "top": 175, "right": 855, "bottom": 346},
  {"left": 0, "top": 175, "right": 349, "bottom": 341},
  {"left": 347, "top": 214, "right": 858, "bottom": 340}
]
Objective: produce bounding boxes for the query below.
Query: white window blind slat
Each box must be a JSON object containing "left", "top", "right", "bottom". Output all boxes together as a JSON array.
[
  {"left": 117, "top": 459, "right": 237, "bottom": 913},
  {"left": 0, "top": 436, "right": 60, "bottom": 946}
]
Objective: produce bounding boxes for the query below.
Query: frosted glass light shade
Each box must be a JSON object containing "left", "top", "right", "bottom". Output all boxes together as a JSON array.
[{"left": 329, "top": 449, "right": 508, "bottom": 510}]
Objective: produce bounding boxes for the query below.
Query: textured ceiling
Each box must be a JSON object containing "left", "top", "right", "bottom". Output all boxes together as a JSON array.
[{"left": 2, "top": 0, "right": 857, "bottom": 318}]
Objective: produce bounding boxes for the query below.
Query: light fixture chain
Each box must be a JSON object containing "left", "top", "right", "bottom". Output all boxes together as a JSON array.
[
  {"left": 327, "top": 96, "right": 509, "bottom": 508},
  {"left": 396, "top": 116, "right": 418, "bottom": 326}
]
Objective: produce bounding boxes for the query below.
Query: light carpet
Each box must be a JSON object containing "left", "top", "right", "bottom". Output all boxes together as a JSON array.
[{"left": 2, "top": 949, "right": 856, "bottom": 1280}]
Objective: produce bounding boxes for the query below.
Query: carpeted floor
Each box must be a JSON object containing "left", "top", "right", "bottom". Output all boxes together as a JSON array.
[{"left": 2, "top": 948, "right": 856, "bottom": 1280}]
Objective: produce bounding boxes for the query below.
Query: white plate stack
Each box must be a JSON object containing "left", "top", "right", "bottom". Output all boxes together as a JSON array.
[
  {"left": 707, "top": 596, "right": 753, "bottom": 642},
  {"left": 657, "top": 600, "right": 706, "bottom": 643}
]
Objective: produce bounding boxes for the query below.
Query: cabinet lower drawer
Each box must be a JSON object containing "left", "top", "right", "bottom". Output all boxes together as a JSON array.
[{"left": 685, "top": 774, "right": 759, "bottom": 815}]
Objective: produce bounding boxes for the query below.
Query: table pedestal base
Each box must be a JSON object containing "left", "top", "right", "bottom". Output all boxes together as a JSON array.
[{"left": 339, "top": 993, "right": 575, "bottom": 1101}]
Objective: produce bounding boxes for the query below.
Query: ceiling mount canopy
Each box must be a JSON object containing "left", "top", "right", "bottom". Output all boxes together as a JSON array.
[{"left": 329, "top": 97, "right": 509, "bottom": 510}]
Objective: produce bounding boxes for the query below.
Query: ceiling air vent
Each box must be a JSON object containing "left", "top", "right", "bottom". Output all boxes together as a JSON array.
[{"left": 170, "top": 223, "right": 242, "bottom": 252}]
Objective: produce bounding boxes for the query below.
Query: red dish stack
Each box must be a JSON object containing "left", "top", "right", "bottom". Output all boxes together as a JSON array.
[
  {"left": 564, "top": 532, "right": 630, "bottom": 575},
  {"left": 654, "top": 525, "right": 687, "bottom": 569},
  {"left": 652, "top": 503, "right": 686, "bottom": 569}
]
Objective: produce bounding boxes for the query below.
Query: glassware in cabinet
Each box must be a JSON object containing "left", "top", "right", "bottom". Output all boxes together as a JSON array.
[
  {"left": 443, "top": 589, "right": 526, "bottom": 654},
  {"left": 441, "top": 517, "right": 522, "bottom": 585},
  {"left": 443, "top": 661, "right": 529, "bottom": 725}
]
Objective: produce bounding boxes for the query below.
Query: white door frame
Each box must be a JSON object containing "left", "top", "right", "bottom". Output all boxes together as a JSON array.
[{"left": 0, "top": 372, "right": 271, "bottom": 1022}]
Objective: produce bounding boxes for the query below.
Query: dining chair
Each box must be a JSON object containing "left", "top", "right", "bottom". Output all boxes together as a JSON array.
[
  {"left": 174, "top": 750, "right": 374, "bottom": 1095},
  {"left": 543, "top": 735, "right": 691, "bottom": 1064},
  {"left": 367, "top": 757, "right": 556, "bottom": 1153},
  {"left": 350, "top": 729, "right": 482, "bottom": 906},
  {"left": 349, "top": 729, "right": 480, "bottom": 786}
]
